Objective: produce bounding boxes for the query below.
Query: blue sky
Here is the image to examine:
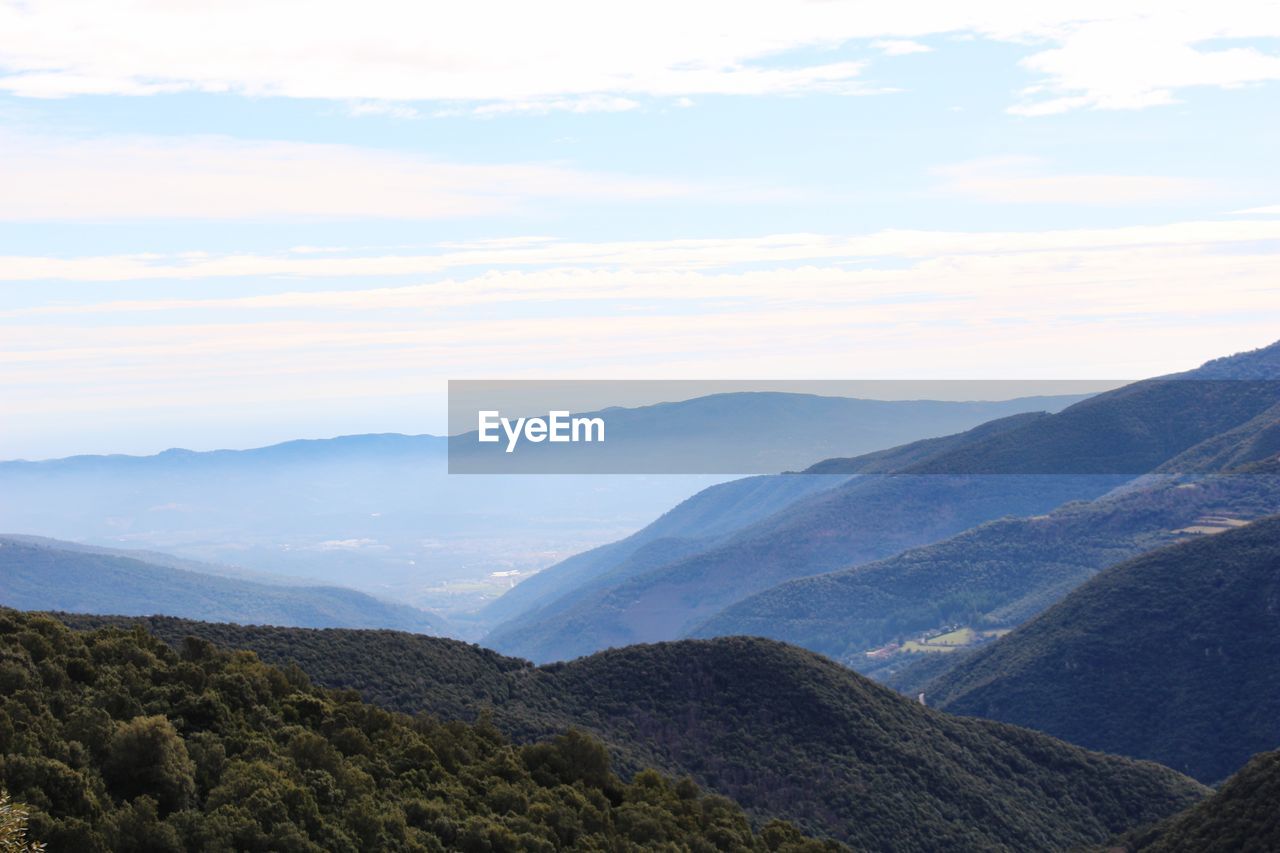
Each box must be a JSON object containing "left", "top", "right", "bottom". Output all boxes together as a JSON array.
[{"left": 2, "top": 1, "right": 1279, "bottom": 458}]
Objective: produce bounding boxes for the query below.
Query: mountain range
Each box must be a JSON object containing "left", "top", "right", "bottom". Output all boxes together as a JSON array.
[
  {"left": 485, "top": 342, "right": 1280, "bottom": 662},
  {"left": 0, "top": 392, "right": 1083, "bottom": 617}
]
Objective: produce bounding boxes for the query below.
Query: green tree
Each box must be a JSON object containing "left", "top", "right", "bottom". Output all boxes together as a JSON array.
[{"left": 103, "top": 716, "right": 196, "bottom": 813}]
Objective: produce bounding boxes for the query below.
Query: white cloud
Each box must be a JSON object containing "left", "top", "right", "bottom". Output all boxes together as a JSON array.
[
  {"left": 932, "top": 157, "right": 1215, "bottom": 205},
  {"left": 1, "top": 2, "right": 1276, "bottom": 113},
  {"left": 6, "top": 218, "right": 1280, "bottom": 285},
  {"left": 0, "top": 132, "right": 701, "bottom": 221},
  {"left": 873, "top": 40, "right": 933, "bottom": 56},
  {"left": 1227, "top": 204, "right": 1280, "bottom": 215},
  {"left": 5, "top": 215, "right": 1279, "bottom": 452}
]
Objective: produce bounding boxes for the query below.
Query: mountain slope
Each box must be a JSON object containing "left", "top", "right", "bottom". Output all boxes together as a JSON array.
[
  {"left": 0, "top": 537, "right": 451, "bottom": 635},
  {"left": 922, "top": 514, "right": 1280, "bottom": 784},
  {"left": 694, "top": 457, "right": 1280, "bottom": 669},
  {"left": 55, "top": 613, "right": 1208, "bottom": 851},
  {"left": 480, "top": 410, "right": 1061, "bottom": 632},
  {"left": 0, "top": 610, "right": 836, "bottom": 852},
  {"left": 1121, "top": 749, "right": 1280, "bottom": 852},
  {"left": 486, "top": 416, "right": 1125, "bottom": 662},
  {"left": 487, "top": 344, "right": 1280, "bottom": 662},
  {"left": 478, "top": 471, "right": 849, "bottom": 627}
]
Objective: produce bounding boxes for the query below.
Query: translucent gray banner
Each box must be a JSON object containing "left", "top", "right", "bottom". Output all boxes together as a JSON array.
[{"left": 446, "top": 379, "right": 1159, "bottom": 474}]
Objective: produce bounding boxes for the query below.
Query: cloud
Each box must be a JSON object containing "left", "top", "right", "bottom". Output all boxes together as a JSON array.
[
  {"left": 5, "top": 215, "right": 1279, "bottom": 453},
  {"left": 7, "top": 219, "right": 1280, "bottom": 284},
  {"left": 0, "top": 132, "right": 702, "bottom": 221},
  {"left": 6, "top": 218, "right": 1280, "bottom": 285},
  {"left": 1227, "top": 204, "right": 1280, "bottom": 215},
  {"left": 873, "top": 40, "right": 932, "bottom": 56},
  {"left": 1, "top": 2, "right": 1275, "bottom": 114},
  {"left": 932, "top": 157, "right": 1216, "bottom": 205}
]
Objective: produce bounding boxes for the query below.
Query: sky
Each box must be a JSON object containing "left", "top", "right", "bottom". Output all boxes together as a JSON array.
[{"left": 2, "top": 0, "right": 1279, "bottom": 459}]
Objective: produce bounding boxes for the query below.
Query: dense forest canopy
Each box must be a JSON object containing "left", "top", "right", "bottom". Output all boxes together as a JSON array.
[{"left": 0, "top": 609, "right": 838, "bottom": 852}]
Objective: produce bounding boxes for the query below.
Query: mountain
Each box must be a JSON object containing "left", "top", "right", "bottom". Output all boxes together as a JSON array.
[
  {"left": 0, "top": 537, "right": 452, "bottom": 635},
  {"left": 0, "top": 610, "right": 837, "bottom": 852},
  {"left": 0, "top": 392, "right": 1084, "bottom": 616},
  {"left": 485, "top": 344, "right": 1280, "bottom": 662},
  {"left": 694, "top": 456, "right": 1280, "bottom": 671},
  {"left": 57, "top": 613, "right": 1209, "bottom": 851},
  {"left": 478, "top": 471, "right": 850, "bottom": 628},
  {"left": 920, "top": 513, "right": 1280, "bottom": 784},
  {"left": 1118, "top": 749, "right": 1280, "bottom": 852},
  {"left": 0, "top": 432, "right": 733, "bottom": 616}
]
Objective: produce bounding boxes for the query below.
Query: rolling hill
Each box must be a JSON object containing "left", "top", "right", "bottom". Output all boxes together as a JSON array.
[
  {"left": 55, "top": 612, "right": 1209, "bottom": 851},
  {"left": 921, "top": 513, "right": 1280, "bottom": 784},
  {"left": 1119, "top": 749, "right": 1280, "bottom": 852},
  {"left": 485, "top": 342, "right": 1280, "bottom": 662},
  {"left": 0, "top": 537, "right": 452, "bottom": 635},
  {"left": 0, "top": 609, "right": 837, "bottom": 852}
]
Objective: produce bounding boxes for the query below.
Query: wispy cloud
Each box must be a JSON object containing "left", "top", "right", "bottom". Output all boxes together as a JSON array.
[
  {"left": 1227, "top": 204, "right": 1280, "bottom": 215},
  {"left": 6, "top": 219, "right": 1280, "bottom": 283},
  {"left": 5, "top": 215, "right": 1279, "bottom": 455},
  {"left": 873, "top": 40, "right": 932, "bottom": 56},
  {"left": 0, "top": 132, "right": 708, "bottom": 221},
  {"left": 932, "top": 157, "right": 1217, "bottom": 205},
  {"left": 0, "top": 3, "right": 1275, "bottom": 114}
]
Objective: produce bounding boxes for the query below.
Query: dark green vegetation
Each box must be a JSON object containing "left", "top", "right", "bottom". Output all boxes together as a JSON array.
[
  {"left": 0, "top": 538, "right": 450, "bottom": 635},
  {"left": 0, "top": 610, "right": 840, "bottom": 852},
  {"left": 922, "top": 514, "right": 1280, "bottom": 784},
  {"left": 1118, "top": 749, "right": 1280, "bottom": 852},
  {"left": 56, "top": 613, "right": 1207, "bottom": 851},
  {"left": 486, "top": 345, "right": 1280, "bottom": 664}
]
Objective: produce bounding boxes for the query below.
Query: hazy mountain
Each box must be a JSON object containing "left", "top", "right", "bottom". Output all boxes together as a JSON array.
[
  {"left": 478, "top": 471, "right": 850, "bottom": 628},
  {"left": 0, "top": 392, "right": 1085, "bottom": 617},
  {"left": 0, "top": 537, "right": 451, "bottom": 634},
  {"left": 1119, "top": 749, "right": 1280, "bottom": 852},
  {"left": 922, "top": 513, "right": 1280, "bottom": 784},
  {"left": 484, "top": 345, "right": 1280, "bottom": 662},
  {"left": 54, "top": 613, "right": 1205, "bottom": 851}
]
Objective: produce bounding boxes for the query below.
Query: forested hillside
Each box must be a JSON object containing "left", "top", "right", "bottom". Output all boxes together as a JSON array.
[
  {"left": 924, "top": 514, "right": 1280, "bottom": 783},
  {"left": 1118, "top": 749, "right": 1280, "bottom": 852},
  {"left": 55, "top": 613, "right": 1207, "bottom": 851},
  {"left": 696, "top": 457, "right": 1280, "bottom": 671},
  {"left": 0, "top": 610, "right": 838, "bottom": 852}
]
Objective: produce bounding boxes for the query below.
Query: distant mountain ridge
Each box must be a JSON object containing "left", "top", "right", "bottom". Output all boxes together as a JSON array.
[
  {"left": 0, "top": 536, "right": 451, "bottom": 635},
  {"left": 485, "top": 341, "right": 1280, "bottom": 662},
  {"left": 0, "top": 392, "right": 1087, "bottom": 615}
]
